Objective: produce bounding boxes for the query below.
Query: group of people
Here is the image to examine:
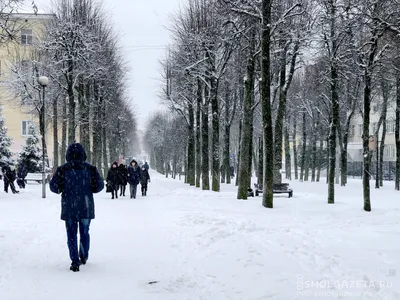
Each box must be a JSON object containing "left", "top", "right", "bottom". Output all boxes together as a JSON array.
[
  {"left": 1, "top": 163, "right": 28, "bottom": 194},
  {"left": 106, "top": 159, "right": 150, "bottom": 199}
]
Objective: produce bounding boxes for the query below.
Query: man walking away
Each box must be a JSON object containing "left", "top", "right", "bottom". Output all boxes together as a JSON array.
[
  {"left": 140, "top": 166, "right": 150, "bottom": 196},
  {"left": 50, "top": 143, "right": 104, "bottom": 272}
]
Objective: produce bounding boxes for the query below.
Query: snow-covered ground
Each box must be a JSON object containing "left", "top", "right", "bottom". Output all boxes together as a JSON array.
[{"left": 1, "top": 171, "right": 399, "bottom": 300}]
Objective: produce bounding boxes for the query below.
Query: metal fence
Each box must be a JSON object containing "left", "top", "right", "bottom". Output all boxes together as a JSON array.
[{"left": 347, "top": 161, "right": 396, "bottom": 180}]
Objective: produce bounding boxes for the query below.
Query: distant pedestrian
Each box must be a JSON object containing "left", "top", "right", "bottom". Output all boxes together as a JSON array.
[
  {"left": 106, "top": 162, "right": 120, "bottom": 199},
  {"left": 143, "top": 161, "right": 149, "bottom": 171},
  {"left": 2, "top": 165, "right": 19, "bottom": 194},
  {"left": 49, "top": 143, "right": 104, "bottom": 272},
  {"left": 17, "top": 163, "right": 28, "bottom": 189},
  {"left": 127, "top": 159, "right": 140, "bottom": 199},
  {"left": 118, "top": 163, "right": 128, "bottom": 196},
  {"left": 140, "top": 166, "right": 150, "bottom": 196}
]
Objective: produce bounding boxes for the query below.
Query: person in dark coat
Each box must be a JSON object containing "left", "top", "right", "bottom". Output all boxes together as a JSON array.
[
  {"left": 127, "top": 159, "right": 140, "bottom": 199},
  {"left": 106, "top": 162, "right": 120, "bottom": 199},
  {"left": 143, "top": 161, "right": 149, "bottom": 171},
  {"left": 118, "top": 164, "right": 128, "bottom": 196},
  {"left": 50, "top": 143, "right": 104, "bottom": 272},
  {"left": 139, "top": 166, "right": 150, "bottom": 196},
  {"left": 2, "top": 165, "right": 19, "bottom": 194},
  {"left": 17, "top": 163, "right": 28, "bottom": 188}
]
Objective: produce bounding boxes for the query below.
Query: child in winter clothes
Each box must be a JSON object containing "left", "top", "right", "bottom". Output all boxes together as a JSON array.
[{"left": 140, "top": 166, "right": 150, "bottom": 196}]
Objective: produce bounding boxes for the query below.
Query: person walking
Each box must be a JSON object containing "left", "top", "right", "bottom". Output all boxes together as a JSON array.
[
  {"left": 49, "top": 143, "right": 104, "bottom": 272},
  {"left": 2, "top": 165, "right": 19, "bottom": 194},
  {"left": 139, "top": 165, "right": 150, "bottom": 196},
  {"left": 17, "top": 163, "right": 28, "bottom": 189},
  {"left": 143, "top": 161, "right": 149, "bottom": 171},
  {"left": 106, "top": 162, "right": 120, "bottom": 199},
  {"left": 127, "top": 159, "right": 140, "bottom": 199},
  {"left": 118, "top": 163, "right": 128, "bottom": 196}
]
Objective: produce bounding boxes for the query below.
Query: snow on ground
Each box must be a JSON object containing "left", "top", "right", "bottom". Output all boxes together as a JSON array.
[{"left": 0, "top": 171, "right": 399, "bottom": 300}]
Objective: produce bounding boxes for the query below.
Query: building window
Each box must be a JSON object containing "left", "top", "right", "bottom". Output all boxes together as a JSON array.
[
  {"left": 371, "top": 122, "right": 377, "bottom": 133},
  {"left": 387, "top": 121, "right": 395, "bottom": 133},
  {"left": 358, "top": 124, "right": 363, "bottom": 137},
  {"left": 348, "top": 124, "right": 355, "bottom": 137},
  {"left": 21, "top": 29, "right": 33, "bottom": 45},
  {"left": 21, "top": 121, "right": 34, "bottom": 136}
]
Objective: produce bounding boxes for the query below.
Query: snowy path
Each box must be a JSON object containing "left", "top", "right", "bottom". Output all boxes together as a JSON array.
[{"left": 1, "top": 171, "right": 400, "bottom": 300}]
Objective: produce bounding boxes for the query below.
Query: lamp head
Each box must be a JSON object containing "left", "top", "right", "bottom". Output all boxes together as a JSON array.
[{"left": 37, "top": 76, "right": 49, "bottom": 87}]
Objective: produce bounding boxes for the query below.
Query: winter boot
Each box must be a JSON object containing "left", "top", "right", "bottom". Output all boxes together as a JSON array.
[
  {"left": 79, "top": 253, "right": 87, "bottom": 265},
  {"left": 70, "top": 264, "right": 80, "bottom": 272}
]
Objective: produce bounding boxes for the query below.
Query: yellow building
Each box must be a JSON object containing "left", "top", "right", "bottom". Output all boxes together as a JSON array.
[{"left": 0, "top": 13, "right": 57, "bottom": 166}]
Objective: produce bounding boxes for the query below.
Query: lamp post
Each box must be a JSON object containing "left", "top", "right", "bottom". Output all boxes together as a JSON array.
[{"left": 38, "top": 76, "right": 49, "bottom": 198}]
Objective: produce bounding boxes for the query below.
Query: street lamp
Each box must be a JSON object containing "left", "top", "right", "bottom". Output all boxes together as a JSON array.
[{"left": 38, "top": 76, "right": 49, "bottom": 198}]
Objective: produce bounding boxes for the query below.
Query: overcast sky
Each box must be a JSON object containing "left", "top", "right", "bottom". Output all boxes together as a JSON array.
[{"left": 25, "top": 0, "right": 183, "bottom": 130}]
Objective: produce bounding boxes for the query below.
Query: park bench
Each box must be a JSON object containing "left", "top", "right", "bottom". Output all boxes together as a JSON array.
[
  {"left": 254, "top": 182, "right": 293, "bottom": 198},
  {"left": 25, "top": 173, "right": 50, "bottom": 184}
]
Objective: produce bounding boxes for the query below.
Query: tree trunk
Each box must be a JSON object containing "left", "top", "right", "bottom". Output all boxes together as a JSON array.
[
  {"left": 102, "top": 99, "right": 108, "bottom": 175},
  {"left": 61, "top": 95, "right": 68, "bottom": 164},
  {"left": 327, "top": 0, "right": 340, "bottom": 204},
  {"left": 376, "top": 77, "right": 389, "bottom": 188},
  {"left": 261, "top": 0, "right": 274, "bottom": 208},
  {"left": 300, "top": 112, "right": 306, "bottom": 181},
  {"left": 317, "top": 137, "right": 323, "bottom": 182},
  {"left": 293, "top": 116, "right": 298, "bottom": 180},
  {"left": 236, "top": 121, "right": 242, "bottom": 187},
  {"left": 311, "top": 117, "right": 318, "bottom": 182},
  {"left": 362, "top": 30, "right": 378, "bottom": 212},
  {"left": 396, "top": 71, "right": 400, "bottom": 190},
  {"left": 92, "top": 83, "right": 102, "bottom": 170},
  {"left": 284, "top": 113, "right": 291, "bottom": 180},
  {"left": 67, "top": 61, "right": 76, "bottom": 144},
  {"left": 274, "top": 40, "right": 299, "bottom": 184},
  {"left": 223, "top": 84, "right": 231, "bottom": 184},
  {"left": 81, "top": 82, "right": 91, "bottom": 162},
  {"left": 210, "top": 75, "right": 220, "bottom": 192},
  {"left": 202, "top": 87, "right": 210, "bottom": 190},
  {"left": 237, "top": 34, "right": 256, "bottom": 199},
  {"left": 328, "top": 63, "right": 339, "bottom": 204},
  {"left": 195, "top": 79, "right": 202, "bottom": 188},
  {"left": 257, "top": 136, "right": 263, "bottom": 186},
  {"left": 187, "top": 103, "right": 195, "bottom": 186},
  {"left": 52, "top": 95, "right": 59, "bottom": 169}
]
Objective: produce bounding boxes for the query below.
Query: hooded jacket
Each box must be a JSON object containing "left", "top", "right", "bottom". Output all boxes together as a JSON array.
[
  {"left": 50, "top": 143, "right": 104, "bottom": 221},
  {"left": 106, "top": 161, "right": 120, "bottom": 185},
  {"left": 127, "top": 159, "right": 140, "bottom": 185}
]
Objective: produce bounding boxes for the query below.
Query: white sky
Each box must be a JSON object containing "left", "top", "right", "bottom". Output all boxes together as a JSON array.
[{"left": 23, "top": 0, "right": 183, "bottom": 130}]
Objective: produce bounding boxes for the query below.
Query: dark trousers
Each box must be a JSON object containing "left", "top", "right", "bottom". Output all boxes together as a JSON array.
[
  {"left": 17, "top": 178, "right": 26, "bottom": 188},
  {"left": 111, "top": 183, "right": 119, "bottom": 199},
  {"left": 4, "top": 179, "right": 17, "bottom": 193},
  {"left": 141, "top": 183, "right": 148, "bottom": 195},
  {"left": 129, "top": 183, "right": 138, "bottom": 198},
  {"left": 119, "top": 184, "right": 126, "bottom": 196},
  {"left": 65, "top": 219, "right": 91, "bottom": 266}
]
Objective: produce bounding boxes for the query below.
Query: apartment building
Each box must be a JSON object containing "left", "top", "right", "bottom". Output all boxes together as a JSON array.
[
  {"left": 0, "top": 12, "right": 57, "bottom": 165},
  {"left": 347, "top": 101, "right": 396, "bottom": 163}
]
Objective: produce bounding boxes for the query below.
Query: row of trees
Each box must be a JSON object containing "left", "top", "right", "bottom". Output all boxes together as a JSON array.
[
  {"left": 4, "top": 0, "right": 138, "bottom": 175},
  {"left": 144, "top": 0, "right": 400, "bottom": 211}
]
